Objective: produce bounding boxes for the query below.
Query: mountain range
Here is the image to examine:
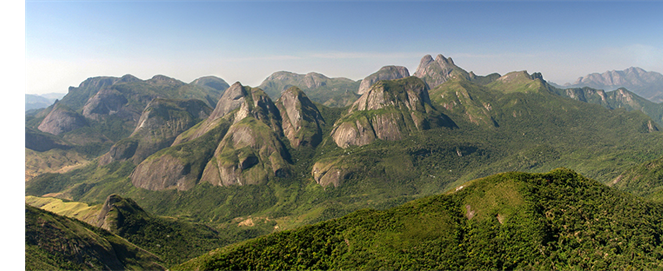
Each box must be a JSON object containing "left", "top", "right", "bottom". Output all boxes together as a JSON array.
[
  {"left": 24, "top": 53, "right": 663, "bottom": 269},
  {"left": 25, "top": 93, "right": 65, "bottom": 112},
  {"left": 556, "top": 67, "right": 663, "bottom": 103}
]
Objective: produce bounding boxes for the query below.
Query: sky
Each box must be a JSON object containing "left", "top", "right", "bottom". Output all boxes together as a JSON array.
[{"left": 25, "top": 1, "right": 663, "bottom": 95}]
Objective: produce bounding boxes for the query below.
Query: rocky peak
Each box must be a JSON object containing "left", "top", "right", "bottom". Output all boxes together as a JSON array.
[
  {"left": 351, "top": 76, "right": 431, "bottom": 113},
  {"left": 76, "top": 76, "right": 122, "bottom": 91},
  {"left": 276, "top": 87, "right": 325, "bottom": 147},
  {"left": 413, "top": 54, "right": 469, "bottom": 89},
  {"left": 358, "top": 66, "right": 410, "bottom": 95},
  {"left": 95, "top": 194, "right": 147, "bottom": 231},
  {"left": 208, "top": 82, "right": 249, "bottom": 121},
  {"left": 331, "top": 77, "right": 454, "bottom": 148},
  {"left": 37, "top": 103, "right": 88, "bottom": 135},
  {"left": 198, "top": 88, "right": 290, "bottom": 188}
]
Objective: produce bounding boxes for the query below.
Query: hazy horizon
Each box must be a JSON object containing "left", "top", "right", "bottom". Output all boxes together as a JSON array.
[{"left": 26, "top": 1, "right": 663, "bottom": 95}]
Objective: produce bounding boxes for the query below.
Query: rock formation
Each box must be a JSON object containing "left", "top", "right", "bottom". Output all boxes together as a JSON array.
[
  {"left": 275, "top": 86, "right": 325, "bottom": 148},
  {"left": 330, "top": 76, "right": 455, "bottom": 148},
  {"left": 358, "top": 66, "right": 410, "bottom": 95},
  {"left": 37, "top": 103, "right": 88, "bottom": 135},
  {"left": 132, "top": 82, "right": 328, "bottom": 191},
  {"left": 413, "top": 54, "right": 470, "bottom": 89},
  {"left": 99, "top": 98, "right": 212, "bottom": 165}
]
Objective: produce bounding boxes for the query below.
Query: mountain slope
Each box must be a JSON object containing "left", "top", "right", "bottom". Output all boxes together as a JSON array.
[
  {"left": 612, "top": 155, "right": 663, "bottom": 202},
  {"left": 25, "top": 204, "right": 165, "bottom": 270},
  {"left": 553, "top": 86, "right": 663, "bottom": 126},
  {"left": 98, "top": 98, "right": 213, "bottom": 166},
  {"left": 176, "top": 169, "right": 663, "bottom": 270}
]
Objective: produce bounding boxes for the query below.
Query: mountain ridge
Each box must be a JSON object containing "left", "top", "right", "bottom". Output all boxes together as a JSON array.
[{"left": 561, "top": 67, "right": 663, "bottom": 103}]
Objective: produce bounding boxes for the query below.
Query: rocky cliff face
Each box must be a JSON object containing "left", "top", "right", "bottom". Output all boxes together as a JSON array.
[
  {"left": 330, "top": 76, "right": 455, "bottom": 148},
  {"left": 81, "top": 87, "right": 130, "bottom": 120},
  {"left": 413, "top": 54, "right": 470, "bottom": 89},
  {"left": 32, "top": 73, "right": 224, "bottom": 149},
  {"left": 358, "top": 66, "right": 410, "bottom": 95},
  {"left": 132, "top": 82, "right": 327, "bottom": 191},
  {"left": 275, "top": 87, "right": 325, "bottom": 148},
  {"left": 37, "top": 103, "right": 88, "bottom": 135},
  {"left": 99, "top": 98, "right": 212, "bottom": 166},
  {"left": 199, "top": 87, "right": 289, "bottom": 187}
]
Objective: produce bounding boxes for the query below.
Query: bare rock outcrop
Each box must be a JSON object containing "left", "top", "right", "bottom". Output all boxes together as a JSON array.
[
  {"left": 199, "top": 87, "right": 289, "bottom": 187},
  {"left": 312, "top": 158, "right": 352, "bottom": 187},
  {"left": 81, "top": 88, "right": 129, "bottom": 120},
  {"left": 99, "top": 98, "right": 213, "bottom": 166},
  {"left": 130, "top": 154, "right": 197, "bottom": 191},
  {"left": 275, "top": 86, "right": 325, "bottom": 147},
  {"left": 413, "top": 54, "right": 470, "bottom": 89},
  {"left": 37, "top": 104, "right": 88, "bottom": 135},
  {"left": 330, "top": 76, "right": 455, "bottom": 148},
  {"left": 358, "top": 66, "right": 410, "bottom": 95}
]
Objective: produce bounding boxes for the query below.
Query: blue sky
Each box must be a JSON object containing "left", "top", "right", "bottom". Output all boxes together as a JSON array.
[{"left": 25, "top": 0, "right": 663, "bottom": 94}]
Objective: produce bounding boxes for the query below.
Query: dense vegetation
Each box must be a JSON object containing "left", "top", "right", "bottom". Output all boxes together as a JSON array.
[
  {"left": 176, "top": 169, "right": 663, "bottom": 270},
  {"left": 612, "top": 155, "right": 663, "bottom": 202},
  {"left": 25, "top": 205, "right": 164, "bottom": 270}
]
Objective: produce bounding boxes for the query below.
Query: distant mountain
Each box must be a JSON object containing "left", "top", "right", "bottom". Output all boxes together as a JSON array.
[
  {"left": 98, "top": 98, "right": 213, "bottom": 166},
  {"left": 562, "top": 67, "right": 663, "bottom": 103},
  {"left": 258, "top": 71, "right": 361, "bottom": 107},
  {"left": 552, "top": 86, "right": 663, "bottom": 126},
  {"left": 175, "top": 169, "right": 663, "bottom": 270},
  {"left": 27, "top": 74, "right": 227, "bottom": 151},
  {"left": 190, "top": 75, "right": 230, "bottom": 92},
  {"left": 25, "top": 93, "right": 65, "bottom": 112}
]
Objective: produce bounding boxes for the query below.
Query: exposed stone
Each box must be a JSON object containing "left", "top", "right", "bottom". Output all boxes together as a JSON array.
[
  {"left": 357, "top": 66, "right": 410, "bottom": 95},
  {"left": 413, "top": 54, "right": 469, "bottom": 89},
  {"left": 330, "top": 76, "right": 453, "bottom": 148},
  {"left": 37, "top": 104, "right": 88, "bottom": 135},
  {"left": 276, "top": 87, "right": 325, "bottom": 147}
]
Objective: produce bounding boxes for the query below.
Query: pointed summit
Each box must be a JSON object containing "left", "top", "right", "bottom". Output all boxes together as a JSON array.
[
  {"left": 414, "top": 54, "right": 469, "bottom": 89},
  {"left": 208, "top": 82, "right": 249, "bottom": 121}
]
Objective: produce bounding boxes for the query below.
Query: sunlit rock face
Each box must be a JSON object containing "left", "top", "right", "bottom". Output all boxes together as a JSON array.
[{"left": 331, "top": 76, "right": 456, "bottom": 148}]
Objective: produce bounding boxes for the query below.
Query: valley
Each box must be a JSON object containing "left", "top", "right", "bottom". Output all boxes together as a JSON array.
[{"left": 25, "top": 54, "right": 663, "bottom": 269}]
